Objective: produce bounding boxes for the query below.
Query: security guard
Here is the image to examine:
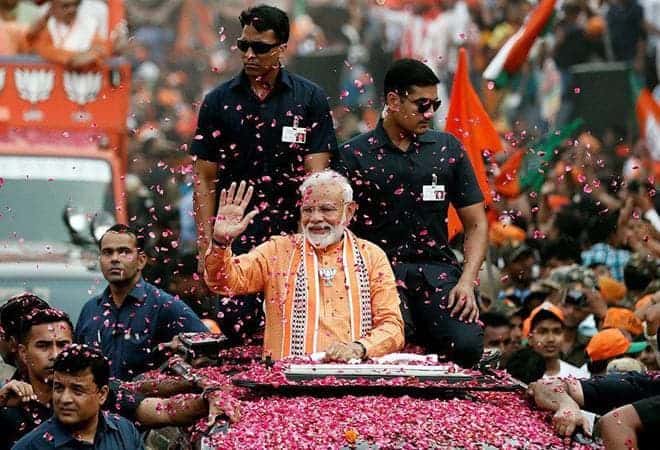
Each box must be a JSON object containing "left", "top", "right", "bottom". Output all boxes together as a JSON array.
[
  {"left": 191, "top": 5, "right": 337, "bottom": 340},
  {"left": 334, "top": 59, "right": 488, "bottom": 367}
]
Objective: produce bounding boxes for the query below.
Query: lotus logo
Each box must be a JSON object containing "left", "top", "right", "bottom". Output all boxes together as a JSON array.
[
  {"left": 64, "top": 71, "right": 102, "bottom": 105},
  {"left": 14, "top": 68, "right": 55, "bottom": 104},
  {"left": 0, "top": 69, "right": 5, "bottom": 93}
]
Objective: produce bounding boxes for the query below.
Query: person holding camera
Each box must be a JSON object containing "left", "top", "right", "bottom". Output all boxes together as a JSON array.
[{"left": 536, "top": 264, "right": 608, "bottom": 369}]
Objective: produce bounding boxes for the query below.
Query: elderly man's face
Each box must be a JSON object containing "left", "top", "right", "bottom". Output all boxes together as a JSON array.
[
  {"left": 53, "top": 0, "right": 80, "bottom": 24},
  {"left": 300, "top": 182, "right": 356, "bottom": 248}
]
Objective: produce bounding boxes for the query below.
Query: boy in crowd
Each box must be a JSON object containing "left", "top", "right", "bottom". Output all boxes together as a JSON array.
[{"left": 524, "top": 302, "right": 589, "bottom": 378}]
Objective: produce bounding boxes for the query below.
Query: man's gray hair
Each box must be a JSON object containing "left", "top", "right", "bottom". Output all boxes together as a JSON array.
[{"left": 299, "top": 170, "right": 353, "bottom": 202}]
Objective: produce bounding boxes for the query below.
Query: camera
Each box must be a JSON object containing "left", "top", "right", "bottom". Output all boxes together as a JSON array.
[{"left": 565, "top": 289, "right": 588, "bottom": 307}]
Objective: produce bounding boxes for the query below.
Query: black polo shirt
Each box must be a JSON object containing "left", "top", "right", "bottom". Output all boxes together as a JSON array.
[
  {"left": 333, "top": 121, "right": 483, "bottom": 266},
  {"left": 581, "top": 372, "right": 660, "bottom": 415},
  {"left": 191, "top": 68, "right": 338, "bottom": 252},
  {"left": 13, "top": 412, "right": 143, "bottom": 450}
]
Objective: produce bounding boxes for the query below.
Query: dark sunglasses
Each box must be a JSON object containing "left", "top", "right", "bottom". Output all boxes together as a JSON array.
[
  {"left": 408, "top": 97, "right": 441, "bottom": 114},
  {"left": 236, "top": 39, "right": 281, "bottom": 55}
]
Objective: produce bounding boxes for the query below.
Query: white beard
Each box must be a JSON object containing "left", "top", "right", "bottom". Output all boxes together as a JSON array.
[{"left": 304, "top": 222, "right": 345, "bottom": 249}]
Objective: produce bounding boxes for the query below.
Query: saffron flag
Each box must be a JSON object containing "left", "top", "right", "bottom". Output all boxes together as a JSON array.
[
  {"left": 483, "top": 0, "right": 557, "bottom": 87},
  {"left": 636, "top": 88, "right": 660, "bottom": 162},
  {"left": 446, "top": 48, "right": 503, "bottom": 240}
]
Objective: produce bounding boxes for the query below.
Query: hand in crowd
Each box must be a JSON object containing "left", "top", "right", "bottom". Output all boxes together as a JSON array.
[
  {"left": 158, "top": 335, "right": 183, "bottom": 355},
  {"left": 205, "top": 388, "right": 241, "bottom": 424},
  {"left": 212, "top": 181, "right": 259, "bottom": 246},
  {"left": 584, "top": 288, "right": 608, "bottom": 321},
  {"left": 0, "top": 380, "right": 37, "bottom": 407},
  {"left": 552, "top": 404, "right": 591, "bottom": 438},
  {"left": 324, "top": 341, "right": 365, "bottom": 362},
  {"left": 447, "top": 278, "right": 479, "bottom": 322}
]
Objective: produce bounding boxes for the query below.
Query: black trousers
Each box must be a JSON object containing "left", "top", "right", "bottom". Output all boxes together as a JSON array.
[
  {"left": 633, "top": 395, "right": 660, "bottom": 450},
  {"left": 394, "top": 263, "right": 484, "bottom": 368}
]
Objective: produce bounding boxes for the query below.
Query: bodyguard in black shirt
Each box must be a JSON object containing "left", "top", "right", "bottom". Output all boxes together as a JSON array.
[
  {"left": 192, "top": 4, "right": 337, "bottom": 258},
  {"left": 191, "top": 5, "right": 337, "bottom": 341},
  {"left": 334, "top": 59, "right": 488, "bottom": 367}
]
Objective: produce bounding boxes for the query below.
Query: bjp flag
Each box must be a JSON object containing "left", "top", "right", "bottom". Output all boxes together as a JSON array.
[{"left": 445, "top": 48, "right": 502, "bottom": 240}]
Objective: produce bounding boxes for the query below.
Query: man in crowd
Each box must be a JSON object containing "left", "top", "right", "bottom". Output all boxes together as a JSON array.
[
  {"left": 1, "top": 307, "right": 238, "bottom": 446},
  {"left": 75, "top": 224, "right": 207, "bottom": 381},
  {"left": 585, "top": 328, "right": 646, "bottom": 375},
  {"left": 498, "top": 243, "right": 537, "bottom": 304},
  {"left": 530, "top": 373, "right": 659, "bottom": 449},
  {"left": 13, "top": 344, "right": 143, "bottom": 449},
  {"left": 192, "top": 4, "right": 337, "bottom": 342},
  {"left": 541, "top": 265, "right": 607, "bottom": 368},
  {"left": 481, "top": 311, "right": 514, "bottom": 366},
  {"left": 0, "top": 308, "right": 74, "bottom": 447},
  {"left": 524, "top": 302, "right": 589, "bottom": 378},
  {"left": 0, "top": 0, "right": 39, "bottom": 55},
  {"left": 0, "top": 293, "right": 50, "bottom": 384},
  {"left": 334, "top": 58, "right": 488, "bottom": 367},
  {"left": 26, "top": 0, "right": 108, "bottom": 68},
  {"left": 204, "top": 171, "right": 404, "bottom": 361}
]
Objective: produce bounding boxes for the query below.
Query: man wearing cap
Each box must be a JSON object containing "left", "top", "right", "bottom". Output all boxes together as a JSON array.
[
  {"left": 497, "top": 244, "right": 538, "bottom": 304},
  {"left": 541, "top": 264, "right": 608, "bottom": 368},
  {"left": 602, "top": 307, "right": 644, "bottom": 338},
  {"left": 585, "top": 328, "right": 647, "bottom": 375},
  {"left": 524, "top": 302, "right": 589, "bottom": 378}
]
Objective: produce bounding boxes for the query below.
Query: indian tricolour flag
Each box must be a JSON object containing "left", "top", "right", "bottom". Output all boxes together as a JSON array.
[
  {"left": 636, "top": 89, "right": 660, "bottom": 162},
  {"left": 483, "top": 0, "right": 557, "bottom": 87}
]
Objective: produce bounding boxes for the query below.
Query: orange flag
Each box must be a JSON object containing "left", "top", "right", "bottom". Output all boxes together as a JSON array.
[
  {"left": 636, "top": 88, "right": 660, "bottom": 161},
  {"left": 445, "top": 48, "right": 502, "bottom": 240}
]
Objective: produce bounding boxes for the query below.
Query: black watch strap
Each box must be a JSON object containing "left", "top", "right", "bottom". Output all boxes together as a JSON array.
[
  {"left": 353, "top": 341, "right": 367, "bottom": 359},
  {"left": 211, "top": 237, "right": 230, "bottom": 249}
]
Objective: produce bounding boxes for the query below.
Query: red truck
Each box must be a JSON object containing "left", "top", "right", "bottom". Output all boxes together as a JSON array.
[{"left": 0, "top": 54, "right": 130, "bottom": 322}]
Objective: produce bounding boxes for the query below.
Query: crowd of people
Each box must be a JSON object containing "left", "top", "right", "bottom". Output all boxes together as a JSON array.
[{"left": 1, "top": 0, "right": 660, "bottom": 449}]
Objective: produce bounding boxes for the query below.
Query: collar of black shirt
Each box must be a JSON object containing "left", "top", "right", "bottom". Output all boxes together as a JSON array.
[
  {"left": 99, "top": 278, "right": 148, "bottom": 307},
  {"left": 229, "top": 66, "right": 293, "bottom": 94},
  {"left": 50, "top": 412, "right": 118, "bottom": 447},
  {"left": 370, "top": 119, "right": 439, "bottom": 151}
]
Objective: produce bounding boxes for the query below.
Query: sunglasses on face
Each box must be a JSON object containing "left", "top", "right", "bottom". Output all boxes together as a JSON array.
[
  {"left": 236, "top": 39, "right": 281, "bottom": 55},
  {"left": 407, "top": 97, "right": 441, "bottom": 114}
]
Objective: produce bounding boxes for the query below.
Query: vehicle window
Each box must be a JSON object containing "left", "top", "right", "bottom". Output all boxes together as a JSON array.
[{"left": 0, "top": 156, "right": 114, "bottom": 243}]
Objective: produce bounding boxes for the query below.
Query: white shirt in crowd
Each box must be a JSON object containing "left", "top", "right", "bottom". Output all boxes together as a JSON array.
[{"left": 543, "top": 360, "right": 590, "bottom": 379}]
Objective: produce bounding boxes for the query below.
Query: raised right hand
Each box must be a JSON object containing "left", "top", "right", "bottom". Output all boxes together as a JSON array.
[{"left": 212, "top": 181, "right": 259, "bottom": 245}]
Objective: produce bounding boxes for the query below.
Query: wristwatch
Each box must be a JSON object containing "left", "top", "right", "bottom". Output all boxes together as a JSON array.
[
  {"left": 211, "top": 237, "right": 230, "bottom": 249},
  {"left": 353, "top": 341, "right": 367, "bottom": 360}
]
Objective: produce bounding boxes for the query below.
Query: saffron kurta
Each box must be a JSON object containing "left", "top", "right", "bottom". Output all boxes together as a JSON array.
[{"left": 205, "top": 233, "right": 404, "bottom": 360}]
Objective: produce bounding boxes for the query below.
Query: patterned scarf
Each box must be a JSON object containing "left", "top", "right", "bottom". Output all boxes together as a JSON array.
[{"left": 281, "top": 230, "right": 373, "bottom": 358}]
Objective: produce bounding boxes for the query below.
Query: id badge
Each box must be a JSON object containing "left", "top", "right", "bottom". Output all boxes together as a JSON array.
[
  {"left": 423, "top": 184, "right": 446, "bottom": 201},
  {"left": 281, "top": 126, "right": 307, "bottom": 144}
]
